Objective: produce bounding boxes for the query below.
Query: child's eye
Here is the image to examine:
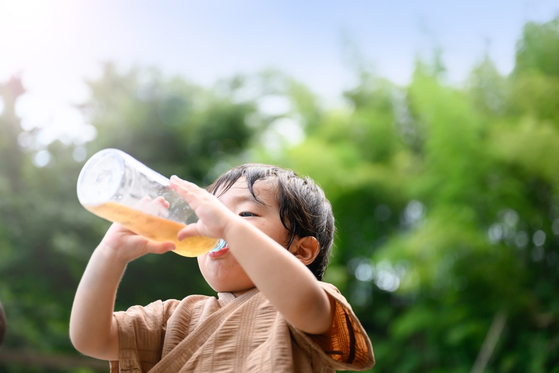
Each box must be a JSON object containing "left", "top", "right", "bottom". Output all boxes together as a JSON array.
[{"left": 239, "top": 211, "right": 257, "bottom": 217}]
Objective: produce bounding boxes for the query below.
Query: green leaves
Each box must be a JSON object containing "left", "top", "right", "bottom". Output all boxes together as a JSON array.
[
  {"left": 515, "top": 18, "right": 559, "bottom": 77},
  {"left": 1, "top": 15, "right": 559, "bottom": 373},
  {"left": 278, "top": 17, "right": 559, "bottom": 372}
]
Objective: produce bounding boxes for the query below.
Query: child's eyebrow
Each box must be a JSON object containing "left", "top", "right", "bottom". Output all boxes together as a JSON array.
[{"left": 229, "top": 193, "right": 269, "bottom": 207}]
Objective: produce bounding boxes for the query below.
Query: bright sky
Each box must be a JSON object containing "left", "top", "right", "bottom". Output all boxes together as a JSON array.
[{"left": 0, "top": 0, "right": 558, "bottom": 147}]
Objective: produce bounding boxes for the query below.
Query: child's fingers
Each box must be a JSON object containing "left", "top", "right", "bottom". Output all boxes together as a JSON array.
[
  {"left": 177, "top": 224, "right": 200, "bottom": 241},
  {"left": 170, "top": 176, "right": 204, "bottom": 202},
  {"left": 138, "top": 196, "right": 169, "bottom": 208},
  {"left": 143, "top": 240, "right": 175, "bottom": 254},
  {"left": 153, "top": 196, "right": 170, "bottom": 208},
  {"left": 170, "top": 175, "right": 194, "bottom": 189},
  {"left": 135, "top": 196, "right": 170, "bottom": 217}
]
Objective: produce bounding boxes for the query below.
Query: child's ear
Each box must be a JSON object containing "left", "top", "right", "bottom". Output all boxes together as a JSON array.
[{"left": 290, "top": 236, "right": 320, "bottom": 265}]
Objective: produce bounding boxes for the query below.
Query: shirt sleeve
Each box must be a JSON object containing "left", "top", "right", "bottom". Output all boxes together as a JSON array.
[
  {"left": 110, "top": 299, "right": 180, "bottom": 373},
  {"left": 288, "top": 282, "right": 375, "bottom": 371}
]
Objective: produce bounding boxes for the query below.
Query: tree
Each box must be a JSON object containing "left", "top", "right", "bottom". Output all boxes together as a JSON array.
[
  {"left": 0, "top": 65, "right": 268, "bottom": 372},
  {"left": 269, "top": 16, "right": 559, "bottom": 373},
  {"left": 2, "top": 15, "right": 559, "bottom": 373}
]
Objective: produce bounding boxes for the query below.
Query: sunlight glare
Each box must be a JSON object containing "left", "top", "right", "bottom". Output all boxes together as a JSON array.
[
  {"left": 0, "top": 0, "right": 71, "bottom": 76},
  {"left": 0, "top": 0, "right": 54, "bottom": 45}
]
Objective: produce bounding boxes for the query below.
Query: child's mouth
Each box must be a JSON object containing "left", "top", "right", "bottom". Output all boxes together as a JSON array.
[{"left": 208, "top": 239, "right": 229, "bottom": 258}]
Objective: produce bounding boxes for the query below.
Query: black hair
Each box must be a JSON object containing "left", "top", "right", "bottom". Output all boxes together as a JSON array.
[{"left": 207, "top": 164, "right": 335, "bottom": 280}]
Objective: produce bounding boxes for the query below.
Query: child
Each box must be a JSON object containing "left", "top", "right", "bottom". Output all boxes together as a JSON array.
[{"left": 70, "top": 164, "right": 374, "bottom": 372}]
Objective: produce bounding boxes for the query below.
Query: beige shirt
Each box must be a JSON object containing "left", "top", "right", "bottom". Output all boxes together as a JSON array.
[{"left": 110, "top": 282, "right": 374, "bottom": 372}]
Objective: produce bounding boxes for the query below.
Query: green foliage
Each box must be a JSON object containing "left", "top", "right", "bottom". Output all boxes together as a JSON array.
[
  {"left": 282, "top": 16, "right": 559, "bottom": 372},
  {"left": 1, "top": 15, "right": 559, "bottom": 373},
  {"left": 515, "top": 18, "right": 559, "bottom": 77},
  {"left": 82, "top": 64, "right": 260, "bottom": 183},
  {"left": 0, "top": 66, "right": 267, "bottom": 371}
]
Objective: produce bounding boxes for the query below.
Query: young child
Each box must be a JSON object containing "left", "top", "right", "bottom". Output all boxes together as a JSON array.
[{"left": 70, "top": 164, "right": 374, "bottom": 372}]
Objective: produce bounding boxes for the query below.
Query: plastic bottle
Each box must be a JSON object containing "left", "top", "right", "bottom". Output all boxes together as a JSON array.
[{"left": 77, "top": 148, "right": 219, "bottom": 257}]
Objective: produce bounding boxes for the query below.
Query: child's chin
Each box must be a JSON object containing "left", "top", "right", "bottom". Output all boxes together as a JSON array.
[{"left": 211, "top": 283, "right": 256, "bottom": 295}]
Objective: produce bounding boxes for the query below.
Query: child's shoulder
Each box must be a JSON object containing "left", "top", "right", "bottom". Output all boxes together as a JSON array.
[{"left": 317, "top": 281, "right": 344, "bottom": 299}]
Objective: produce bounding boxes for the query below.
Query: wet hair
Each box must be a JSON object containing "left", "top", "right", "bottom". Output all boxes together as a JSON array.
[{"left": 207, "top": 164, "right": 335, "bottom": 281}]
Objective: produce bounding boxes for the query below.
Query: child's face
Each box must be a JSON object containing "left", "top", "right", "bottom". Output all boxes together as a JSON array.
[{"left": 197, "top": 177, "right": 290, "bottom": 294}]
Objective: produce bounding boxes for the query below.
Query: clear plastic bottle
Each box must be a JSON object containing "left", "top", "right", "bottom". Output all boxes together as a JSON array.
[{"left": 77, "top": 148, "right": 219, "bottom": 257}]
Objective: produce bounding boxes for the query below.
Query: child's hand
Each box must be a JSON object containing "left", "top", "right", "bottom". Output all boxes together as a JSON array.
[
  {"left": 170, "top": 176, "right": 237, "bottom": 241},
  {"left": 100, "top": 197, "right": 175, "bottom": 263}
]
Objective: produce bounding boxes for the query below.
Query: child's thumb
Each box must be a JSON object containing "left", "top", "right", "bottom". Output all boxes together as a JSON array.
[
  {"left": 177, "top": 224, "right": 200, "bottom": 241},
  {"left": 145, "top": 240, "right": 176, "bottom": 254}
]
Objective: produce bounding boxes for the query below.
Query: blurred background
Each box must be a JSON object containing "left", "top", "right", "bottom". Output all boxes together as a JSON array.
[{"left": 1, "top": 1, "right": 559, "bottom": 372}]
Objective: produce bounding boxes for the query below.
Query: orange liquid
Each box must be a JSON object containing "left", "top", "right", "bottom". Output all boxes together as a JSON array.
[{"left": 85, "top": 201, "right": 218, "bottom": 257}]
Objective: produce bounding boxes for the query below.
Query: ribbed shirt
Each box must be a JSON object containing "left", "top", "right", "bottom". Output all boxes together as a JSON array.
[{"left": 110, "top": 282, "right": 374, "bottom": 372}]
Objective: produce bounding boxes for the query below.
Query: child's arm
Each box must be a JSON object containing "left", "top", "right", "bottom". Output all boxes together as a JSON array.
[
  {"left": 170, "top": 177, "right": 334, "bottom": 336},
  {"left": 222, "top": 215, "right": 335, "bottom": 335},
  {"left": 69, "top": 212, "right": 175, "bottom": 360}
]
